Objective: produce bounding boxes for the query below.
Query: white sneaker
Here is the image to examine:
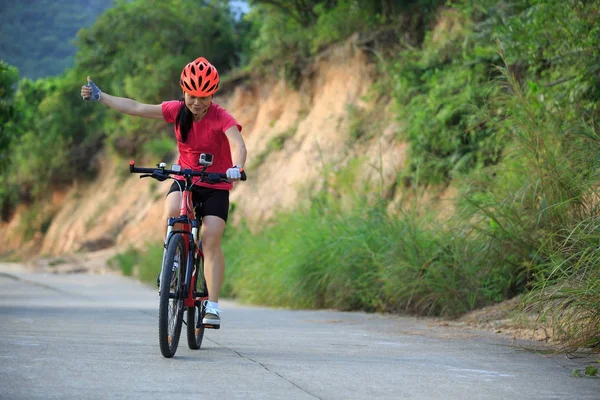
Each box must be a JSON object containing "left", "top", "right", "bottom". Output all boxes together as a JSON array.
[{"left": 202, "top": 301, "right": 221, "bottom": 326}]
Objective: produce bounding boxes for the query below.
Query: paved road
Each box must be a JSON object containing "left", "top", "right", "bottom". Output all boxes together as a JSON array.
[{"left": 0, "top": 263, "right": 598, "bottom": 400}]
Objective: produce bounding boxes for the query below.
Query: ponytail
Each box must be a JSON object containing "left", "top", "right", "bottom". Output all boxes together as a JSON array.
[{"left": 175, "top": 99, "right": 193, "bottom": 143}]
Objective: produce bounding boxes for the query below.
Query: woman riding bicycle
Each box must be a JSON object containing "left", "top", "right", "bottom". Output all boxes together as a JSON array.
[{"left": 80, "top": 57, "right": 247, "bottom": 327}]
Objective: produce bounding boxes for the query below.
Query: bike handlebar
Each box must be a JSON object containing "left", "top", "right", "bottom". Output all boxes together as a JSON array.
[{"left": 129, "top": 161, "right": 247, "bottom": 183}]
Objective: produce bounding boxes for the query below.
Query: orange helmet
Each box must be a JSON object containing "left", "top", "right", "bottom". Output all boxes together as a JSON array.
[{"left": 180, "top": 57, "right": 220, "bottom": 97}]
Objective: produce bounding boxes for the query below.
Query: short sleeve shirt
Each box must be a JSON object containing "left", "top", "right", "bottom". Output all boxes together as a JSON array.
[{"left": 161, "top": 100, "right": 242, "bottom": 191}]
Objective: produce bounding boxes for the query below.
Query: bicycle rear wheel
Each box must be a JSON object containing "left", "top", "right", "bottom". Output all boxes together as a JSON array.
[
  {"left": 187, "top": 246, "right": 205, "bottom": 349},
  {"left": 158, "top": 233, "right": 186, "bottom": 358},
  {"left": 186, "top": 301, "right": 205, "bottom": 349}
]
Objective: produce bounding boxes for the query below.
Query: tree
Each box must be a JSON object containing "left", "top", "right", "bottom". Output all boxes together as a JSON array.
[
  {"left": 249, "top": 0, "right": 335, "bottom": 26},
  {"left": 0, "top": 61, "right": 19, "bottom": 164}
]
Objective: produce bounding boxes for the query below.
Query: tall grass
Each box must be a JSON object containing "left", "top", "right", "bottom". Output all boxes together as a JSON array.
[
  {"left": 459, "top": 58, "right": 600, "bottom": 348},
  {"left": 525, "top": 217, "right": 600, "bottom": 349},
  {"left": 222, "top": 169, "right": 519, "bottom": 317},
  {"left": 108, "top": 243, "right": 163, "bottom": 283},
  {"left": 522, "top": 121, "right": 600, "bottom": 348}
]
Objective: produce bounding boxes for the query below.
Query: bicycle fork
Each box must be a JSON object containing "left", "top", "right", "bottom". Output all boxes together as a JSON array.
[{"left": 158, "top": 224, "right": 174, "bottom": 292}]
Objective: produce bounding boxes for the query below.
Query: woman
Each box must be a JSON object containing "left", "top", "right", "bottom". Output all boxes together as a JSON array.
[{"left": 81, "top": 57, "right": 247, "bottom": 327}]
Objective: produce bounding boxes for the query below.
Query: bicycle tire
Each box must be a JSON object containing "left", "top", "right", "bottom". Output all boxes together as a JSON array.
[
  {"left": 186, "top": 302, "right": 205, "bottom": 349},
  {"left": 158, "top": 233, "right": 186, "bottom": 358},
  {"left": 187, "top": 245, "right": 205, "bottom": 349}
]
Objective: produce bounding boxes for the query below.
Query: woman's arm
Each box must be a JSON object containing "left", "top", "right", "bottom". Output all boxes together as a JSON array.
[
  {"left": 225, "top": 126, "right": 247, "bottom": 168},
  {"left": 81, "top": 76, "right": 163, "bottom": 120},
  {"left": 99, "top": 93, "right": 163, "bottom": 120}
]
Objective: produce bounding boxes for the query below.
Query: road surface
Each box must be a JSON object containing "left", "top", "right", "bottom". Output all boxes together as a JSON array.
[{"left": 0, "top": 263, "right": 598, "bottom": 399}]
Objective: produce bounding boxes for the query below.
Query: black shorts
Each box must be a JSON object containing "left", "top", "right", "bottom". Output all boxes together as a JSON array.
[{"left": 167, "top": 181, "right": 230, "bottom": 222}]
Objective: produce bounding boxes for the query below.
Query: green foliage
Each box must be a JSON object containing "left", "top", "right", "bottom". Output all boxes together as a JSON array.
[
  {"left": 585, "top": 365, "right": 598, "bottom": 377},
  {"left": 136, "top": 244, "right": 164, "bottom": 284},
  {"left": 245, "top": 0, "right": 442, "bottom": 81},
  {"left": 3, "top": 71, "right": 100, "bottom": 201},
  {"left": 0, "top": 0, "right": 113, "bottom": 79},
  {"left": 221, "top": 163, "right": 517, "bottom": 316},
  {"left": 249, "top": 0, "right": 324, "bottom": 26},
  {"left": 109, "top": 243, "right": 163, "bottom": 282},
  {"left": 76, "top": 0, "right": 239, "bottom": 102},
  {"left": 108, "top": 247, "right": 140, "bottom": 276},
  {"left": 495, "top": 0, "right": 600, "bottom": 117},
  {"left": 0, "top": 61, "right": 19, "bottom": 124},
  {"left": 311, "top": 1, "right": 378, "bottom": 53},
  {"left": 222, "top": 197, "right": 510, "bottom": 316},
  {"left": 0, "top": 61, "right": 20, "bottom": 218},
  {"left": 389, "top": 7, "right": 502, "bottom": 184},
  {"left": 572, "top": 364, "right": 599, "bottom": 378},
  {"left": 142, "top": 136, "right": 177, "bottom": 161}
]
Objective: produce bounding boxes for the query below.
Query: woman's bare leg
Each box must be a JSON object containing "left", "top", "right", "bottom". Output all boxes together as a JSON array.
[
  {"left": 201, "top": 215, "right": 226, "bottom": 302},
  {"left": 162, "top": 191, "right": 182, "bottom": 238}
]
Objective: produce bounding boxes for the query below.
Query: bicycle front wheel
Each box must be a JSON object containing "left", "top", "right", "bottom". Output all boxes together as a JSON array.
[{"left": 158, "top": 233, "right": 186, "bottom": 358}]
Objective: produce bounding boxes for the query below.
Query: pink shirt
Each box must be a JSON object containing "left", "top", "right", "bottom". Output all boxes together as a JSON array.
[{"left": 161, "top": 100, "right": 242, "bottom": 191}]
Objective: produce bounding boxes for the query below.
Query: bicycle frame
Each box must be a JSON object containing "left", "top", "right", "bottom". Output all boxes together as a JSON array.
[{"left": 162, "top": 176, "right": 206, "bottom": 310}]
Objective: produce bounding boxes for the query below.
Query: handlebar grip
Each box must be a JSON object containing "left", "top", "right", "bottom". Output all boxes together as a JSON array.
[
  {"left": 129, "top": 161, "right": 156, "bottom": 174},
  {"left": 241, "top": 170, "right": 247, "bottom": 181}
]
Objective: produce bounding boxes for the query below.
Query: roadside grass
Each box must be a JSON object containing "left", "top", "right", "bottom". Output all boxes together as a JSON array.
[
  {"left": 457, "top": 61, "right": 600, "bottom": 349},
  {"left": 108, "top": 247, "right": 138, "bottom": 276},
  {"left": 108, "top": 244, "right": 162, "bottom": 283},
  {"left": 221, "top": 173, "right": 516, "bottom": 316}
]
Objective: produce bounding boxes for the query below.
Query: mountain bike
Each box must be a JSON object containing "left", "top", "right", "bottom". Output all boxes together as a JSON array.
[{"left": 129, "top": 154, "right": 246, "bottom": 358}]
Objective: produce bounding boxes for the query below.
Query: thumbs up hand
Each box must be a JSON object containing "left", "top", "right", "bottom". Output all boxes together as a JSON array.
[{"left": 81, "top": 76, "right": 102, "bottom": 102}]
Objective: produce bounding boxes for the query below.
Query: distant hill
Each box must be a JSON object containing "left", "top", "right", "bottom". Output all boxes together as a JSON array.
[{"left": 0, "top": 0, "right": 114, "bottom": 80}]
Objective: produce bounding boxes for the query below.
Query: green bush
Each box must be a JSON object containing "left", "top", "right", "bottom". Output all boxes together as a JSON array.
[
  {"left": 222, "top": 163, "right": 516, "bottom": 316},
  {"left": 388, "top": 7, "right": 502, "bottom": 184},
  {"left": 109, "top": 243, "right": 163, "bottom": 283},
  {"left": 142, "top": 136, "right": 177, "bottom": 161},
  {"left": 108, "top": 247, "right": 139, "bottom": 276}
]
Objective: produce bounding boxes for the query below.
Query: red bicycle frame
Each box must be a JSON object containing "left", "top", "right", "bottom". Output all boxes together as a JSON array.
[{"left": 164, "top": 179, "right": 206, "bottom": 310}]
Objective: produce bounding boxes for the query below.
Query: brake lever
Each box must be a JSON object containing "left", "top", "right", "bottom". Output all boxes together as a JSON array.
[
  {"left": 139, "top": 172, "right": 169, "bottom": 181},
  {"left": 152, "top": 171, "right": 169, "bottom": 182}
]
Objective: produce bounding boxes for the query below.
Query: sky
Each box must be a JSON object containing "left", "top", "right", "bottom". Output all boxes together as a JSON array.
[{"left": 229, "top": 0, "right": 250, "bottom": 18}]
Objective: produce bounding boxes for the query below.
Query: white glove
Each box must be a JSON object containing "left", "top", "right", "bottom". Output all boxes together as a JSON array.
[{"left": 226, "top": 166, "right": 242, "bottom": 180}]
